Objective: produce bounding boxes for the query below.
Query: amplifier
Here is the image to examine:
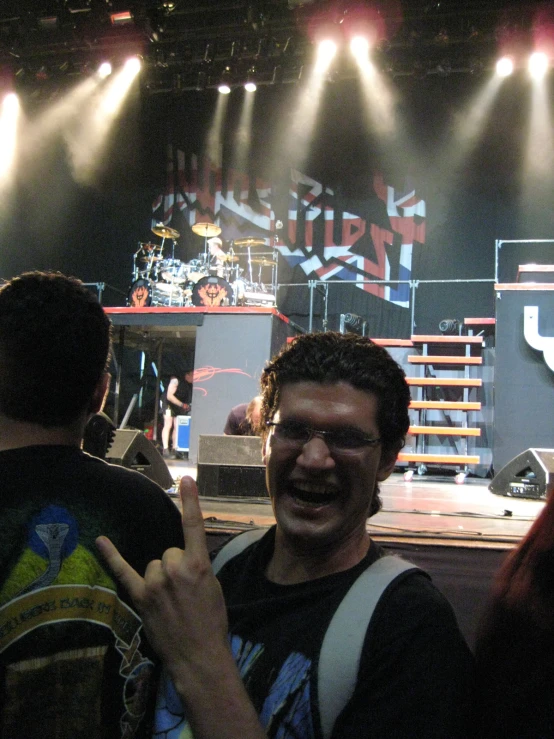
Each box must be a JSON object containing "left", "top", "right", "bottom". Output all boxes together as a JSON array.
[
  {"left": 244, "top": 291, "right": 276, "bottom": 306},
  {"left": 197, "top": 434, "right": 267, "bottom": 497}
]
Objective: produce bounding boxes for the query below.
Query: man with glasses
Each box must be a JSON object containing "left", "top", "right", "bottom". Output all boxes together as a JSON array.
[{"left": 98, "top": 332, "right": 475, "bottom": 739}]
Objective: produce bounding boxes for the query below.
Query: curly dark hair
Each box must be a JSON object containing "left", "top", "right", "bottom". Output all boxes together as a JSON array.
[
  {"left": 260, "top": 332, "right": 411, "bottom": 516},
  {"left": 0, "top": 271, "right": 112, "bottom": 427}
]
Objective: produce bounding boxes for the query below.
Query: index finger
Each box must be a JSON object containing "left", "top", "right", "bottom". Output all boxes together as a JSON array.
[
  {"left": 179, "top": 475, "right": 209, "bottom": 560},
  {"left": 96, "top": 535, "right": 146, "bottom": 602}
]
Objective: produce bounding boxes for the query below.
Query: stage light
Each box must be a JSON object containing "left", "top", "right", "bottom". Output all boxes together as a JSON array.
[
  {"left": 439, "top": 319, "right": 460, "bottom": 335},
  {"left": 350, "top": 36, "right": 369, "bottom": 61},
  {"left": 244, "top": 67, "right": 256, "bottom": 92},
  {"left": 339, "top": 313, "right": 368, "bottom": 336},
  {"left": 496, "top": 56, "right": 514, "bottom": 77},
  {"left": 528, "top": 51, "right": 549, "bottom": 80},
  {"left": 124, "top": 57, "right": 141, "bottom": 75},
  {"left": 98, "top": 62, "right": 112, "bottom": 78},
  {"left": 315, "top": 39, "right": 337, "bottom": 74},
  {"left": 0, "top": 92, "right": 20, "bottom": 184},
  {"left": 110, "top": 10, "right": 133, "bottom": 25},
  {"left": 218, "top": 67, "right": 232, "bottom": 94},
  {"left": 318, "top": 39, "right": 337, "bottom": 61}
]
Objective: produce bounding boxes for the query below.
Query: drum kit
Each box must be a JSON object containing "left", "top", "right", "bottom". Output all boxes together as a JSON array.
[{"left": 128, "top": 223, "right": 278, "bottom": 308}]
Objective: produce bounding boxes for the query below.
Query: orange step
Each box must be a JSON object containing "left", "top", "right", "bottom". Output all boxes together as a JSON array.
[
  {"left": 406, "top": 377, "right": 482, "bottom": 387},
  {"left": 410, "top": 400, "right": 481, "bottom": 411},
  {"left": 464, "top": 317, "right": 495, "bottom": 326},
  {"left": 408, "top": 355, "right": 483, "bottom": 365},
  {"left": 371, "top": 338, "right": 414, "bottom": 347},
  {"left": 411, "top": 334, "right": 483, "bottom": 345},
  {"left": 408, "top": 426, "right": 481, "bottom": 436},
  {"left": 398, "top": 452, "right": 480, "bottom": 465}
]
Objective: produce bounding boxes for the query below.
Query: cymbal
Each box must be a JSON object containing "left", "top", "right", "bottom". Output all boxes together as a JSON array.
[
  {"left": 192, "top": 222, "right": 221, "bottom": 238},
  {"left": 223, "top": 254, "right": 239, "bottom": 263},
  {"left": 251, "top": 258, "right": 277, "bottom": 267},
  {"left": 139, "top": 256, "right": 162, "bottom": 262},
  {"left": 234, "top": 238, "right": 266, "bottom": 247},
  {"left": 152, "top": 224, "right": 180, "bottom": 239}
]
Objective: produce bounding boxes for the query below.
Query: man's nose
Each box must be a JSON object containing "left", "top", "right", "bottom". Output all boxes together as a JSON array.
[{"left": 296, "top": 435, "right": 336, "bottom": 469}]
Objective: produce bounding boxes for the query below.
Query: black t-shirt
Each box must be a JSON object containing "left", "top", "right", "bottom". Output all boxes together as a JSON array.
[
  {"left": 163, "top": 377, "right": 192, "bottom": 415},
  {"left": 155, "top": 526, "right": 476, "bottom": 738},
  {"left": 0, "top": 445, "right": 184, "bottom": 739},
  {"left": 223, "top": 403, "right": 255, "bottom": 435}
]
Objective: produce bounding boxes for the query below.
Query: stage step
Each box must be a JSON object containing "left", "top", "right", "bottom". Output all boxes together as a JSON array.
[
  {"left": 410, "top": 400, "right": 481, "bottom": 411},
  {"left": 408, "top": 355, "right": 483, "bottom": 365},
  {"left": 409, "top": 425, "right": 481, "bottom": 436},
  {"left": 411, "top": 334, "right": 483, "bottom": 345},
  {"left": 398, "top": 452, "right": 481, "bottom": 465},
  {"left": 406, "top": 377, "right": 482, "bottom": 387},
  {"left": 371, "top": 338, "right": 414, "bottom": 347}
]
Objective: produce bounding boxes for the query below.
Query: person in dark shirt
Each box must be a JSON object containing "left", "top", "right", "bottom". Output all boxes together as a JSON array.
[
  {"left": 98, "top": 332, "right": 475, "bottom": 739},
  {"left": 0, "top": 271, "right": 183, "bottom": 738},
  {"left": 223, "top": 396, "right": 262, "bottom": 436},
  {"left": 161, "top": 370, "right": 193, "bottom": 457}
]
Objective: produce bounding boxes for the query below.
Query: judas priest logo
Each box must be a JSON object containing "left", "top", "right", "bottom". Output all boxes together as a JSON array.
[{"left": 195, "top": 278, "right": 231, "bottom": 307}]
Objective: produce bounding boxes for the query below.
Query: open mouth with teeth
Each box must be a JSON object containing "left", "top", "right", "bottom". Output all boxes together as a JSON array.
[{"left": 290, "top": 482, "right": 339, "bottom": 507}]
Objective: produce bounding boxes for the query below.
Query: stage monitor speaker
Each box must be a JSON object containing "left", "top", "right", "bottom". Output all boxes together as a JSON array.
[
  {"left": 489, "top": 448, "right": 554, "bottom": 500},
  {"left": 197, "top": 434, "right": 267, "bottom": 497},
  {"left": 106, "top": 429, "right": 173, "bottom": 490}
]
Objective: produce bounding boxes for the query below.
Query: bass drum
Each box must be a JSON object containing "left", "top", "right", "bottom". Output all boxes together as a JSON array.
[
  {"left": 192, "top": 276, "right": 233, "bottom": 307},
  {"left": 128, "top": 278, "right": 152, "bottom": 307}
]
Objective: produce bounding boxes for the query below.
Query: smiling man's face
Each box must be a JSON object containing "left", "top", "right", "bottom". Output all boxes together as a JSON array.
[{"left": 263, "top": 381, "right": 396, "bottom": 557}]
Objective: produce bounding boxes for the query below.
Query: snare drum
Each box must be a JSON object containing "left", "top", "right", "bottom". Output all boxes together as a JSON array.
[
  {"left": 191, "top": 276, "right": 233, "bottom": 307},
  {"left": 128, "top": 278, "right": 152, "bottom": 308}
]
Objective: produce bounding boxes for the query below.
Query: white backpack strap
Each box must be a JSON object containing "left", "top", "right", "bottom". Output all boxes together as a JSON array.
[
  {"left": 211, "top": 528, "right": 267, "bottom": 575},
  {"left": 318, "top": 555, "right": 420, "bottom": 739}
]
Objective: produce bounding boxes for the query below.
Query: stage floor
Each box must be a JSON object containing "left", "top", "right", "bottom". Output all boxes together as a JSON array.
[{"left": 164, "top": 460, "right": 544, "bottom": 548}]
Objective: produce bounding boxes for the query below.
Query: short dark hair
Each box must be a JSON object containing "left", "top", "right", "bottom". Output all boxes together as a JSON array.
[
  {"left": 0, "top": 271, "right": 112, "bottom": 427},
  {"left": 260, "top": 332, "right": 411, "bottom": 515}
]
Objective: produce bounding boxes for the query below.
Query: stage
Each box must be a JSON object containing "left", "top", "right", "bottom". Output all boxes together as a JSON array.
[{"left": 164, "top": 461, "right": 542, "bottom": 544}]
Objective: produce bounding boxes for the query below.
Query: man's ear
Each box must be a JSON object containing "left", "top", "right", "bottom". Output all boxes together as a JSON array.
[
  {"left": 89, "top": 372, "right": 111, "bottom": 414},
  {"left": 376, "top": 449, "right": 398, "bottom": 482}
]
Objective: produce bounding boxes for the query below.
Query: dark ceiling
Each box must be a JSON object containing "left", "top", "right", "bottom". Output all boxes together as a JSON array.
[{"left": 1, "top": 0, "right": 551, "bottom": 98}]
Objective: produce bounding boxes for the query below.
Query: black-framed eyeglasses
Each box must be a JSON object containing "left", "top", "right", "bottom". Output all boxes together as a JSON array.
[{"left": 266, "top": 421, "right": 381, "bottom": 455}]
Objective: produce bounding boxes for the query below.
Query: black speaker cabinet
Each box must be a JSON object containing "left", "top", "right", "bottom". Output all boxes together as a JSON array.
[
  {"left": 106, "top": 429, "right": 174, "bottom": 490},
  {"left": 489, "top": 448, "right": 554, "bottom": 500},
  {"left": 197, "top": 434, "right": 267, "bottom": 498}
]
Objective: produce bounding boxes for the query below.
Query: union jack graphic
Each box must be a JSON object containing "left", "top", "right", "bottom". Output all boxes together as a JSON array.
[{"left": 153, "top": 147, "right": 426, "bottom": 308}]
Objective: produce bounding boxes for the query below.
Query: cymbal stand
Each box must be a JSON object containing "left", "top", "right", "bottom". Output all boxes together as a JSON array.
[
  {"left": 247, "top": 246, "right": 254, "bottom": 284},
  {"left": 271, "top": 246, "right": 278, "bottom": 296},
  {"left": 132, "top": 243, "right": 141, "bottom": 281}
]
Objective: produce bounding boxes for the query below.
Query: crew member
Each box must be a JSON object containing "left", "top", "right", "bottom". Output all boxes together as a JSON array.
[
  {"left": 161, "top": 370, "right": 193, "bottom": 458},
  {"left": 223, "top": 396, "right": 262, "bottom": 436}
]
